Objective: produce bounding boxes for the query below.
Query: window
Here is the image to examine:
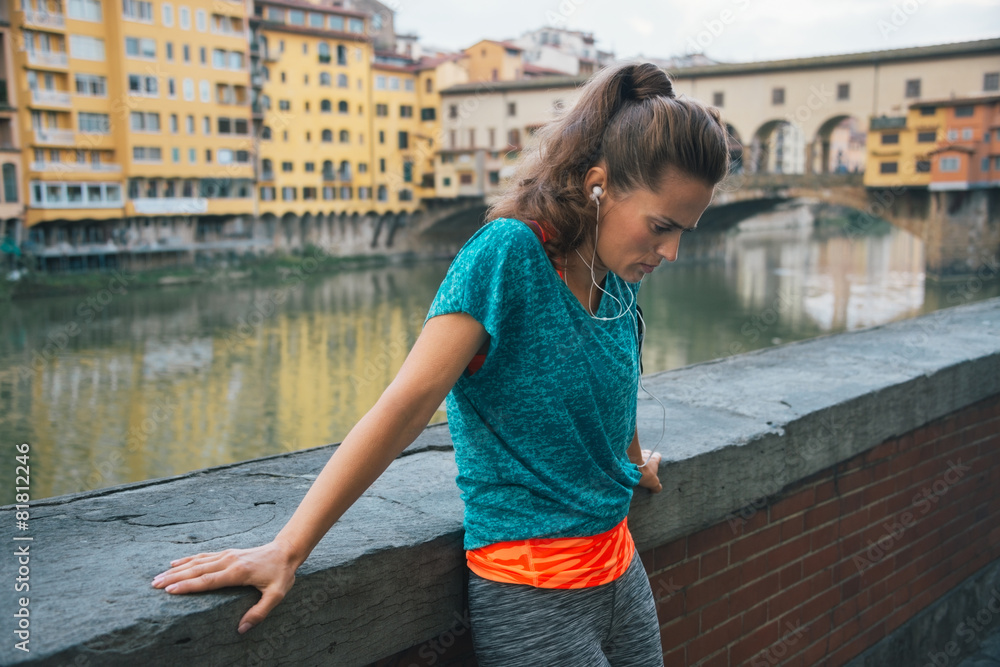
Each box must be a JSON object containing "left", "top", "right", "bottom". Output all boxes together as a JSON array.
[
  {"left": 339, "top": 129, "right": 350, "bottom": 143},
  {"left": 205, "top": 148, "right": 212, "bottom": 163},
  {"left": 712, "top": 91, "right": 724, "bottom": 107},
  {"left": 213, "top": 48, "right": 226, "bottom": 68},
  {"left": 288, "top": 9, "right": 304, "bottom": 25},
  {"left": 442, "top": 177, "right": 451, "bottom": 187},
  {"left": 460, "top": 173, "right": 473, "bottom": 185},
  {"left": 905, "top": 79, "right": 921, "bottom": 98},
  {"left": 961, "top": 128, "right": 973, "bottom": 140},
  {"left": 229, "top": 52, "right": 244, "bottom": 69},
  {"left": 508, "top": 128, "right": 521, "bottom": 147},
  {"left": 320, "top": 72, "right": 331, "bottom": 87},
  {"left": 337, "top": 74, "right": 348, "bottom": 88},
  {"left": 200, "top": 80, "right": 210, "bottom": 103},
  {"left": 375, "top": 75, "right": 386, "bottom": 90},
  {"left": 203, "top": 115, "right": 210, "bottom": 134},
  {"left": 379, "top": 158, "right": 385, "bottom": 173},
  {"left": 338, "top": 100, "right": 348, "bottom": 114},
  {"left": 132, "top": 146, "right": 162, "bottom": 162},
  {"left": 400, "top": 105, "right": 413, "bottom": 118},
  {"left": 375, "top": 104, "right": 388, "bottom": 117},
  {"left": 985, "top": 73, "right": 1000, "bottom": 92},
  {"left": 68, "top": 0, "right": 102, "bottom": 21},
  {"left": 78, "top": 112, "right": 110, "bottom": 133},
  {"left": 183, "top": 78, "right": 194, "bottom": 101},
  {"left": 183, "top": 44, "right": 190, "bottom": 63},
  {"left": 124, "top": 36, "right": 155, "bottom": 59},
  {"left": 421, "top": 107, "right": 436, "bottom": 121},
  {"left": 162, "top": 2, "right": 173, "bottom": 25},
  {"left": 919, "top": 106, "right": 936, "bottom": 116},
  {"left": 128, "top": 74, "right": 158, "bottom": 96},
  {"left": 404, "top": 79, "right": 414, "bottom": 92},
  {"left": 402, "top": 161, "right": 412, "bottom": 183},
  {"left": 195, "top": 9, "right": 206, "bottom": 31},
  {"left": 879, "top": 162, "right": 897, "bottom": 174},
  {"left": 348, "top": 17, "right": 363, "bottom": 32},
  {"left": 281, "top": 161, "right": 293, "bottom": 172},
  {"left": 166, "top": 42, "right": 174, "bottom": 61},
  {"left": 772, "top": 88, "right": 785, "bottom": 105},
  {"left": 398, "top": 131, "right": 408, "bottom": 149},
  {"left": 122, "top": 0, "right": 153, "bottom": 21},
  {"left": 917, "top": 131, "right": 936, "bottom": 143},
  {"left": 279, "top": 100, "right": 290, "bottom": 111},
  {"left": 916, "top": 160, "right": 931, "bottom": 173},
  {"left": 507, "top": 102, "right": 516, "bottom": 117},
  {"left": 282, "top": 186, "right": 296, "bottom": 201},
  {"left": 320, "top": 99, "right": 332, "bottom": 113},
  {"left": 200, "top": 46, "right": 206, "bottom": 64},
  {"left": 130, "top": 111, "right": 160, "bottom": 131},
  {"left": 939, "top": 157, "right": 960, "bottom": 172},
  {"left": 837, "top": 83, "right": 849, "bottom": 100},
  {"left": 947, "top": 129, "right": 958, "bottom": 141},
  {"left": 172, "top": 147, "right": 180, "bottom": 163},
  {"left": 170, "top": 114, "right": 178, "bottom": 133},
  {"left": 954, "top": 106, "right": 974, "bottom": 118},
  {"left": 378, "top": 130, "right": 385, "bottom": 144},
  {"left": 179, "top": 5, "right": 190, "bottom": 28},
  {"left": 74, "top": 74, "right": 107, "bottom": 96},
  {"left": 881, "top": 133, "right": 899, "bottom": 145},
  {"left": 982, "top": 157, "right": 990, "bottom": 172},
  {"left": 186, "top": 115, "right": 195, "bottom": 134},
  {"left": 70, "top": 35, "right": 106, "bottom": 60},
  {"left": 3, "top": 164, "right": 18, "bottom": 203},
  {"left": 321, "top": 129, "right": 332, "bottom": 142},
  {"left": 303, "top": 162, "right": 315, "bottom": 173},
  {"left": 188, "top": 148, "right": 196, "bottom": 163},
  {"left": 388, "top": 77, "right": 399, "bottom": 91}
]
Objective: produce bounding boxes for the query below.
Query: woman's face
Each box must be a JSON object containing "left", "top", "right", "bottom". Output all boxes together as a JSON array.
[{"left": 590, "top": 168, "right": 715, "bottom": 283}]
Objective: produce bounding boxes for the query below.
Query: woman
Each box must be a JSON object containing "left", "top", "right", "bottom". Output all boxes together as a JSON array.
[{"left": 153, "top": 62, "right": 730, "bottom": 666}]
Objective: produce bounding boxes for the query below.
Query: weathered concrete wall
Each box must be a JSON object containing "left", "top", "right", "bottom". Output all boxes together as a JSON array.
[{"left": 2, "top": 298, "right": 999, "bottom": 667}]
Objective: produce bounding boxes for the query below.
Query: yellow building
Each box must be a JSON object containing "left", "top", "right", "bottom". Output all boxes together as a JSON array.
[
  {"left": 463, "top": 39, "right": 524, "bottom": 83},
  {"left": 864, "top": 104, "right": 945, "bottom": 189},
  {"left": 12, "top": 0, "right": 254, "bottom": 269},
  {"left": 254, "top": 0, "right": 371, "bottom": 228},
  {"left": 0, "top": 2, "right": 24, "bottom": 246}
]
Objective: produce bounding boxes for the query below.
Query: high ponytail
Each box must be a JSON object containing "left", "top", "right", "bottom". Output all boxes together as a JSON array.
[{"left": 488, "top": 61, "right": 730, "bottom": 265}]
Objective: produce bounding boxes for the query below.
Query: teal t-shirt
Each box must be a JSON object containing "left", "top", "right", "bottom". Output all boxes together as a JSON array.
[{"left": 424, "top": 217, "right": 644, "bottom": 551}]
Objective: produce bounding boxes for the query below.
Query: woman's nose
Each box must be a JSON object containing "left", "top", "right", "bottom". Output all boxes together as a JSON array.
[{"left": 657, "top": 235, "right": 682, "bottom": 263}]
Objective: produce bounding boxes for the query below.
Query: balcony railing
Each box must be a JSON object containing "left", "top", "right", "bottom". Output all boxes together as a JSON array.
[
  {"left": 22, "top": 9, "right": 65, "bottom": 28},
  {"left": 33, "top": 128, "right": 76, "bottom": 145},
  {"left": 26, "top": 50, "right": 68, "bottom": 68},
  {"left": 30, "top": 161, "right": 121, "bottom": 173},
  {"left": 30, "top": 89, "right": 72, "bottom": 107},
  {"left": 260, "top": 170, "right": 274, "bottom": 181}
]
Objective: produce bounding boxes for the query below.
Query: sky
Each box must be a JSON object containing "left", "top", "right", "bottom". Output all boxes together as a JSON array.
[{"left": 391, "top": 0, "right": 1000, "bottom": 63}]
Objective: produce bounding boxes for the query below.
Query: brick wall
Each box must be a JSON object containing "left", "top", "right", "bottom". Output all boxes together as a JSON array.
[{"left": 370, "top": 392, "right": 1000, "bottom": 667}]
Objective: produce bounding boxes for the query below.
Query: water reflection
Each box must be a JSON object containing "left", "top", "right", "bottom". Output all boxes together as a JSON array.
[{"left": 2, "top": 205, "right": 997, "bottom": 498}]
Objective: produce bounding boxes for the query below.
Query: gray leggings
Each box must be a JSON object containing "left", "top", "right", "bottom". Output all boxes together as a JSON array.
[{"left": 467, "top": 550, "right": 664, "bottom": 666}]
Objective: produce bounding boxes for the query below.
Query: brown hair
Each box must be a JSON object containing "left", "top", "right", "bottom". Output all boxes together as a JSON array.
[{"left": 487, "top": 62, "right": 730, "bottom": 264}]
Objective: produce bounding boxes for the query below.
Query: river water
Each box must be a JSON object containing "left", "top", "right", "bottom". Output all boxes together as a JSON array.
[{"left": 3, "top": 206, "right": 998, "bottom": 499}]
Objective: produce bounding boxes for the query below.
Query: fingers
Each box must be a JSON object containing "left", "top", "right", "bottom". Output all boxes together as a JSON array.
[
  {"left": 152, "top": 551, "right": 235, "bottom": 591},
  {"left": 238, "top": 589, "right": 287, "bottom": 634}
]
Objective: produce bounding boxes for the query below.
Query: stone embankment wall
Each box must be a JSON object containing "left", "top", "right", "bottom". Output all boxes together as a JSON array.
[{"left": 2, "top": 298, "right": 999, "bottom": 667}]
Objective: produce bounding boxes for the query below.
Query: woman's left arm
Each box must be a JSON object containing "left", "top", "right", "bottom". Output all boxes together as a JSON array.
[{"left": 628, "top": 429, "right": 663, "bottom": 493}]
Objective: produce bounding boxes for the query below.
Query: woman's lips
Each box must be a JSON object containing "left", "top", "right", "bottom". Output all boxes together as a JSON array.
[{"left": 640, "top": 263, "right": 657, "bottom": 274}]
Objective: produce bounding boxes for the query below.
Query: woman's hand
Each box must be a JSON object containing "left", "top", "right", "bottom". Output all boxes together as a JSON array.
[
  {"left": 635, "top": 449, "right": 663, "bottom": 493},
  {"left": 151, "top": 539, "right": 299, "bottom": 634}
]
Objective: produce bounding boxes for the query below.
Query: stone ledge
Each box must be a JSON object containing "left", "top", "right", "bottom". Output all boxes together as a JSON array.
[{"left": 2, "top": 298, "right": 999, "bottom": 666}]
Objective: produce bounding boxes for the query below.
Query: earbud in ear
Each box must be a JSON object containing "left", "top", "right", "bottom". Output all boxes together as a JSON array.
[{"left": 591, "top": 185, "right": 604, "bottom": 202}]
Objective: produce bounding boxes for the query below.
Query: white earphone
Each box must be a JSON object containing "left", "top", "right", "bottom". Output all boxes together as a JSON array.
[{"left": 590, "top": 185, "right": 603, "bottom": 201}]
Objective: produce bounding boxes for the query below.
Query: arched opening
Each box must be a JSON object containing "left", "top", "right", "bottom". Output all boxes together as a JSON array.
[
  {"left": 750, "top": 120, "right": 805, "bottom": 175},
  {"left": 813, "top": 115, "right": 866, "bottom": 174}
]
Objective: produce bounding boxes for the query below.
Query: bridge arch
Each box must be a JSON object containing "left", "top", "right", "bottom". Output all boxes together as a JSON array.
[
  {"left": 810, "top": 115, "right": 866, "bottom": 175},
  {"left": 750, "top": 119, "right": 806, "bottom": 175}
]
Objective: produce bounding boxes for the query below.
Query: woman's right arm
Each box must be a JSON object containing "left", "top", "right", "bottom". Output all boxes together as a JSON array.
[{"left": 151, "top": 312, "right": 488, "bottom": 634}]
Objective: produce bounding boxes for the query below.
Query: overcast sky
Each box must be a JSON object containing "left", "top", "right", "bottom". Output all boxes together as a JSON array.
[{"left": 392, "top": 0, "right": 1000, "bottom": 63}]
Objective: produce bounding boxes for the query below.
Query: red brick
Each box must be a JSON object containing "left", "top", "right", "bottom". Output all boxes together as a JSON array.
[
  {"left": 730, "top": 572, "right": 780, "bottom": 615},
  {"left": 699, "top": 597, "right": 731, "bottom": 632},
  {"left": 797, "top": 638, "right": 832, "bottom": 667},
  {"left": 689, "top": 522, "right": 738, "bottom": 557},
  {"left": 833, "top": 594, "right": 859, "bottom": 628},
  {"left": 804, "top": 500, "right": 840, "bottom": 530},
  {"left": 809, "top": 521, "right": 840, "bottom": 550},
  {"left": 741, "top": 553, "right": 769, "bottom": 584},
  {"left": 780, "top": 562, "right": 803, "bottom": 589},
  {"left": 837, "top": 508, "right": 870, "bottom": 540},
  {"left": 728, "top": 621, "right": 780, "bottom": 666},
  {"left": 700, "top": 546, "right": 729, "bottom": 578},
  {"left": 743, "top": 602, "right": 768, "bottom": 633},
  {"left": 655, "top": 587, "right": 686, "bottom": 625},
  {"left": 662, "top": 646, "right": 684, "bottom": 667},
  {"left": 839, "top": 467, "right": 875, "bottom": 494},
  {"left": 865, "top": 438, "right": 899, "bottom": 463},
  {"left": 654, "top": 538, "right": 687, "bottom": 571},
  {"left": 802, "top": 542, "right": 840, "bottom": 577},
  {"left": 800, "top": 588, "right": 841, "bottom": 625},
  {"left": 686, "top": 567, "right": 741, "bottom": 611},
  {"left": 767, "top": 577, "right": 813, "bottom": 621},
  {"left": 731, "top": 525, "right": 782, "bottom": 563},
  {"left": 781, "top": 513, "right": 806, "bottom": 541},
  {"left": 771, "top": 487, "right": 817, "bottom": 521},
  {"left": 660, "top": 613, "right": 699, "bottom": 653},
  {"left": 766, "top": 534, "right": 811, "bottom": 570},
  {"left": 650, "top": 559, "right": 698, "bottom": 600},
  {"left": 863, "top": 478, "right": 897, "bottom": 508},
  {"left": 829, "top": 623, "right": 885, "bottom": 666},
  {"left": 687, "top": 616, "right": 741, "bottom": 664},
  {"left": 815, "top": 479, "right": 838, "bottom": 503}
]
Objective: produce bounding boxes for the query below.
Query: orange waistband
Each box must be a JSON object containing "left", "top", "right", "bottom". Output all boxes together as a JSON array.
[{"left": 466, "top": 517, "right": 635, "bottom": 589}]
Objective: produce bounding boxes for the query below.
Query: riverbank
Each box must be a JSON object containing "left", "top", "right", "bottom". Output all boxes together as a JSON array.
[{"left": 0, "top": 247, "right": 450, "bottom": 302}]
